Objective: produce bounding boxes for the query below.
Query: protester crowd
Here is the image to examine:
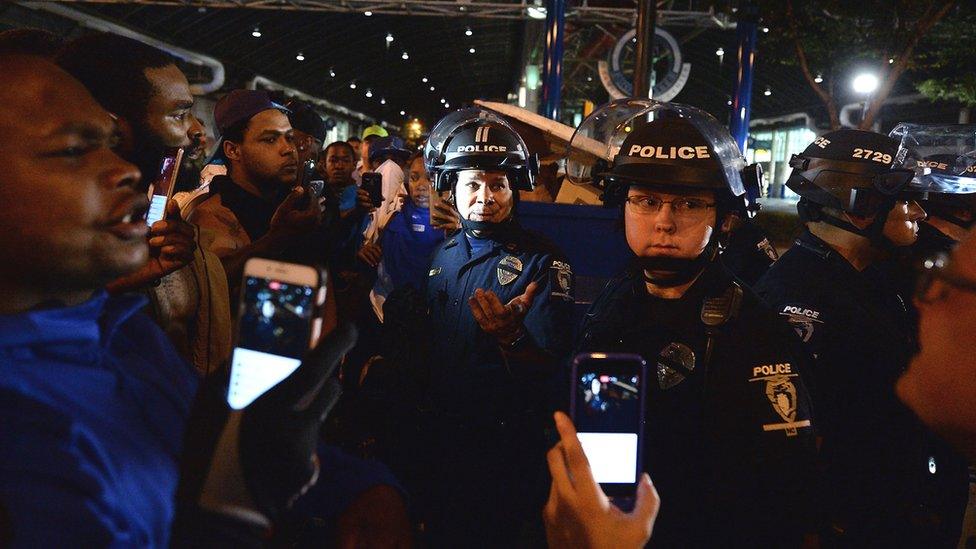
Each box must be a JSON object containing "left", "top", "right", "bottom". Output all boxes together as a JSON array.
[{"left": 2, "top": 27, "right": 976, "bottom": 548}]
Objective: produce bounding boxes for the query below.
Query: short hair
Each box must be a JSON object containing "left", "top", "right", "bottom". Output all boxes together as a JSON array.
[
  {"left": 347, "top": 136, "right": 362, "bottom": 144},
  {"left": 323, "top": 140, "right": 356, "bottom": 159},
  {"left": 56, "top": 33, "right": 177, "bottom": 124},
  {"left": 363, "top": 134, "right": 381, "bottom": 146},
  {"left": 0, "top": 28, "right": 63, "bottom": 57}
]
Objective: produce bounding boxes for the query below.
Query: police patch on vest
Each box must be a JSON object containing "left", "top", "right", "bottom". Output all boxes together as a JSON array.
[
  {"left": 778, "top": 304, "right": 823, "bottom": 344},
  {"left": 749, "top": 367, "right": 811, "bottom": 437},
  {"left": 756, "top": 238, "right": 779, "bottom": 262},
  {"left": 497, "top": 255, "right": 523, "bottom": 285},
  {"left": 550, "top": 260, "right": 574, "bottom": 301}
]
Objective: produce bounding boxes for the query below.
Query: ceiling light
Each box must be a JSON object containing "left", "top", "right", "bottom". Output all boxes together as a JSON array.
[
  {"left": 715, "top": 47, "right": 724, "bottom": 57},
  {"left": 329, "top": 68, "right": 336, "bottom": 78},
  {"left": 440, "top": 98, "right": 446, "bottom": 104},
  {"left": 350, "top": 81, "right": 357, "bottom": 89},
  {"left": 402, "top": 51, "right": 409, "bottom": 60},
  {"left": 527, "top": 6, "right": 547, "bottom": 19},
  {"left": 386, "top": 33, "right": 394, "bottom": 44},
  {"left": 365, "top": 89, "right": 373, "bottom": 98},
  {"left": 422, "top": 76, "right": 428, "bottom": 83},
  {"left": 852, "top": 72, "right": 879, "bottom": 94},
  {"left": 727, "top": 99, "right": 733, "bottom": 106},
  {"left": 444, "top": 103, "right": 450, "bottom": 108},
  {"left": 296, "top": 52, "right": 305, "bottom": 61},
  {"left": 763, "top": 86, "right": 772, "bottom": 96},
  {"left": 762, "top": 26, "right": 769, "bottom": 33},
  {"left": 364, "top": 10, "right": 372, "bottom": 16},
  {"left": 814, "top": 73, "right": 823, "bottom": 83},
  {"left": 469, "top": 47, "right": 476, "bottom": 54},
  {"left": 465, "top": 27, "right": 473, "bottom": 36},
  {"left": 400, "top": 110, "right": 406, "bottom": 116},
  {"left": 380, "top": 98, "right": 386, "bottom": 105},
  {"left": 430, "top": 85, "right": 436, "bottom": 91},
  {"left": 888, "top": 57, "right": 894, "bottom": 64},
  {"left": 251, "top": 27, "right": 262, "bottom": 38}
]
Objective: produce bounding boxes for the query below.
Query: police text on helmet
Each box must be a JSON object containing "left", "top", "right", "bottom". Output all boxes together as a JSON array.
[{"left": 627, "top": 145, "right": 710, "bottom": 160}]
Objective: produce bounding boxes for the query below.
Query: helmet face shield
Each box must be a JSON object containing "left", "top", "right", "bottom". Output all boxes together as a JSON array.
[
  {"left": 891, "top": 123, "right": 976, "bottom": 195},
  {"left": 566, "top": 99, "right": 748, "bottom": 207}
]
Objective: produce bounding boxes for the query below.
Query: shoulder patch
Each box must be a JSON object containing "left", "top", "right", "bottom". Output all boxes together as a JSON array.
[
  {"left": 748, "top": 366, "right": 811, "bottom": 436},
  {"left": 550, "top": 259, "right": 574, "bottom": 302},
  {"left": 778, "top": 304, "right": 823, "bottom": 343}
]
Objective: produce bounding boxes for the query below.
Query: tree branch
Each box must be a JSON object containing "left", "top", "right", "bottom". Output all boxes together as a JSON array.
[
  {"left": 787, "top": 0, "right": 841, "bottom": 128},
  {"left": 861, "top": 0, "right": 958, "bottom": 128}
]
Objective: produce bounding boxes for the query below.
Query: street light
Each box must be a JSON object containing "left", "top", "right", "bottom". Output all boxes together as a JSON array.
[
  {"left": 386, "top": 33, "right": 394, "bottom": 44},
  {"left": 465, "top": 27, "right": 473, "bottom": 37},
  {"left": 295, "top": 52, "right": 305, "bottom": 61},
  {"left": 251, "top": 27, "right": 262, "bottom": 38},
  {"left": 851, "top": 72, "right": 879, "bottom": 94}
]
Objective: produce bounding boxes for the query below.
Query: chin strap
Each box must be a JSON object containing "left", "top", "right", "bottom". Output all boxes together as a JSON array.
[
  {"left": 460, "top": 216, "right": 517, "bottom": 239},
  {"left": 639, "top": 241, "right": 719, "bottom": 288}
]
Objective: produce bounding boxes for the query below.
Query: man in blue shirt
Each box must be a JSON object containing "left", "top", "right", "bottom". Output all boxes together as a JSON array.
[{"left": 0, "top": 53, "right": 378, "bottom": 547}]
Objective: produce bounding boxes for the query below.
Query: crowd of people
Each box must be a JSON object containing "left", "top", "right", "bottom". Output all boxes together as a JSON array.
[{"left": 2, "top": 26, "right": 976, "bottom": 548}]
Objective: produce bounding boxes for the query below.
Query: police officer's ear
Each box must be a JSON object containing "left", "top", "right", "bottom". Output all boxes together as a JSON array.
[{"left": 720, "top": 211, "right": 740, "bottom": 234}]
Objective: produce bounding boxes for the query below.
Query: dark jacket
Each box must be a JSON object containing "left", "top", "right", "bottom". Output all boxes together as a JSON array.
[
  {"left": 577, "top": 258, "right": 817, "bottom": 548},
  {"left": 755, "top": 229, "right": 968, "bottom": 547}
]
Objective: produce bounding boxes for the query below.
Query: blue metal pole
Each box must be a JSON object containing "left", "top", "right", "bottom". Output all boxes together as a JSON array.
[
  {"left": 541, "top": 0, "right": 565, "bottom": 120},
  {"left": 730, "top": 1, "right": 758, "bottom": 154}
]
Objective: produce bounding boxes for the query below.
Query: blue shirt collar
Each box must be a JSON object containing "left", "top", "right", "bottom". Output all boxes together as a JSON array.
[{"left": 0, "top": 290, "right": 148, "bottom": 350}]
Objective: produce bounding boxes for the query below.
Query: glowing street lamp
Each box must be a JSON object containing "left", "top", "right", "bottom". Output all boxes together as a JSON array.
[{"left": 851, "top": 72, "right": 879, "bottom": 95}]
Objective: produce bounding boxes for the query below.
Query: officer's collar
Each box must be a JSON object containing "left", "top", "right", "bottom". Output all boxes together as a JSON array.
[{"left": 794, "top": 230, "right": 834, "bottom": 261}]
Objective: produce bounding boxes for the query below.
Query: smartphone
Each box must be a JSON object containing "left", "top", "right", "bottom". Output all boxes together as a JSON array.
[
  {"left": 145, "top": 148, "right": 184, "bottom": 226},
  {"left": 428, "top": 189, "right": 454, "bottom": 227},
  {"left": 227, "top": 258, "right": 326, "bottom": 410},
  {"left": 570, "top": 353, "right": 647, "bottom": 499},
  {"left": 361, "top": 172, "right": 384, "bottom": 207}
]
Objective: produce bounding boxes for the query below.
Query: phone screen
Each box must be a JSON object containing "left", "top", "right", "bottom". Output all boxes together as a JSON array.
[
  {"left": 228, "top": 275, "right": 316, "bottom": 409},
  {"left": 146, "top": 149, "right": 183, "bottom": 226},
  {"left": 571, "top": 354, "right": 646, "bottom": 494}
]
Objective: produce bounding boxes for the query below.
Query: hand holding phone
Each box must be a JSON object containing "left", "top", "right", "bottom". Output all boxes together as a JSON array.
[
  {"left": 545, "top": 411, "right": 660, "bottom": 549},
  {"left": 146, "top": 148, "right": 184, "bottom": 226},
  {"left": 228, "top": 258, "right": 326, "bottom": 409},
  {"left": 570, "top": 353, "right": 647, "bottom": 500}
]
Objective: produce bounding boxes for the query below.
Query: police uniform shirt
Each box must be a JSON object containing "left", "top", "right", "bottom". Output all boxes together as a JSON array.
[
  {"left": 754, "top": 229, "right": 968, "bottom": 545},
  {"left": 720, "top": 218, "right": 779, "bottom": 287},
  {"left": 577, "top": 258, "right": 817, "bottom": 548},
  {"left": 425, "top": 222, "right": 575, "bottom": 418}
]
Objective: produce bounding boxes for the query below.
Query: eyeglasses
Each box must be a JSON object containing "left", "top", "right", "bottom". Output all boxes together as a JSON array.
[
  {"left": 625, "top": 195, "right": 716, "bottom": 221},
  {"left": 915, "top": 253, "right": 976, "bottom": 304}
]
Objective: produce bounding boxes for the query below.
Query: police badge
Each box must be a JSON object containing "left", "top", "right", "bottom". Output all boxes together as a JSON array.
[{"left": 497, "top": 256, "right": 522, "bottom": 285}]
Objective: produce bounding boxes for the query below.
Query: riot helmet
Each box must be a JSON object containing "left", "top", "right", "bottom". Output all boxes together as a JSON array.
[
  {"left": 786, "top": 129, "right": 926, "bottom": 246},
  {"left": 566, "top": 98, "right": 762, "bottom": 217},
  {"left": 787, "top": 129, "right": 918, "bottom": 216},
  {"left": 424, "top": 107, "right": 538, "bottom": 194},
  {"left": 889, "top": 124, "right": 976, "bottom": 229}
]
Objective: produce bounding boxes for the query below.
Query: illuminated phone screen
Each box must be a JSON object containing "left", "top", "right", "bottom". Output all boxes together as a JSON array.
[
  {"left": 572, "top": 357, "right": 645, "bottom": 489},
  {"left": 227, "top": 276, "right": 316, "bottom": 409},
  {"left": 146, "top": 152, "right": 181, "bottom": 226}
]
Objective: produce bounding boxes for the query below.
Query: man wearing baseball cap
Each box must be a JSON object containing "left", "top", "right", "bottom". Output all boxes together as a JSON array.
[{"left": 188, "top": 89, "right": 320, "bottom": 294}]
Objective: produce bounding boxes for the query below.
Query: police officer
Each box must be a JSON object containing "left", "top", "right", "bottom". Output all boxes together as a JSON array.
[
  {"left": 416, "top": 108, "right": 575, "bottom": 545},
  {"left": 569, "top": 100, "right": 817, "bottom": 547},
  {"left": 754, "top": 128, "right": 970, "bottom": 547}
]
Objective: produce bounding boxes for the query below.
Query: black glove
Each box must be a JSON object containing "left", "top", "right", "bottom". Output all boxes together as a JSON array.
[{"left": 175, "top": 322, "right": 357, "bottom": 532}]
